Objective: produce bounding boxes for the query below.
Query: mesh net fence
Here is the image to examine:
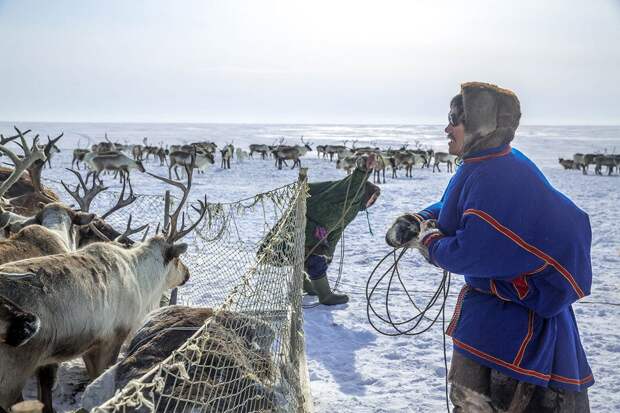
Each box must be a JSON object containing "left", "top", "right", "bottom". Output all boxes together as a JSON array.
[{"left": 44, "top": 176, "right": 311, "bottom": 412}]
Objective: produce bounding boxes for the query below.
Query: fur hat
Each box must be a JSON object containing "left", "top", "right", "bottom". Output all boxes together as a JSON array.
[{"left": 460, "top": 82, "right": 521, "bottom": 156}]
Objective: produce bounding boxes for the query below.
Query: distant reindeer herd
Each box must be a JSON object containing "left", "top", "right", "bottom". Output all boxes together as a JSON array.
[{"left": 559, "top": 153, "right": 620, "bottom": 176}]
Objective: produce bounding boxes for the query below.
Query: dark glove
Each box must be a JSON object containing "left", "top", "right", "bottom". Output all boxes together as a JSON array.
[{"left": 385, "top": 213, "right": 423, "bottom": 248}]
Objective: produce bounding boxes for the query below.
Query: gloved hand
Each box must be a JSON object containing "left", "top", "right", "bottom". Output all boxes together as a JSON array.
[
  {"left": 416, "top": 219, "right": 443, "bottom": 262},
  {"left": 385, "top": 213, "right": 424, "bottom": 248}
]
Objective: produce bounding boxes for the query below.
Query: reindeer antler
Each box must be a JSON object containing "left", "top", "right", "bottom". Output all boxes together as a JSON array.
[
  {"left": 114, "top": 215, "right": 149, "bottom": 244},
  {"left": 61, "top": 168, "right": 108, "bottom": 212},
  {"left": 146, "top": 166, "right": 208, "bottom": 243},
  {"left": 100, "top": 179, "right": 137, "bottom": 219},
  {"left": 0, "top": 129, "right": 31, "bottom": 146},
  {"left": 0, "top": 127, "right": 46, "bottom": 200}
]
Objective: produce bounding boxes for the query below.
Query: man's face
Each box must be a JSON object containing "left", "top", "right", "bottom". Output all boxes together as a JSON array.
[{"left": 445, "top": 103, "right": 465, "bottom": 156}]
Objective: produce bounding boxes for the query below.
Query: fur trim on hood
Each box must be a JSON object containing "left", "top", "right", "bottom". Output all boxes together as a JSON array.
[{"left": 461, "top": 82, "right": 521, "bottom": 156}]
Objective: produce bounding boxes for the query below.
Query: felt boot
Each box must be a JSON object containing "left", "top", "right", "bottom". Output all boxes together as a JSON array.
[{"left": 310, "top": 276, "right": 349, "bottom": 305}]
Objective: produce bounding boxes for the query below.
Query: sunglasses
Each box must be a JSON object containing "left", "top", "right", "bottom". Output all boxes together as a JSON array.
[{"left": 448, "top": 111, "right": 464, "bottom": 127}]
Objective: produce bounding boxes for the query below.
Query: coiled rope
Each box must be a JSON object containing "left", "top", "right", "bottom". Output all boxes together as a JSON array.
[{"left": 366, "top": 247, "right": 452, "bottom": 413}]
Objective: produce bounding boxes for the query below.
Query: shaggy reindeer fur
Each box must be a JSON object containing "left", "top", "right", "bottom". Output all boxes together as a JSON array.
[
  {"left": 0, "top": 167, "right": 60, "bottom": 216},
  {"left": 459, "top": 82, "right": 521, "bottom": 157},
  {"left": 82, "top": 306, "right": 277, "bottom": 412},
  {"left": 0, "top": 203, "right": 94, "bottom": 252},
  {"left": 0, "top": 294, "right": 40, "bottom": 348},
  {"left": 0, "top": 236, "right": 190, "bottom": 412}
]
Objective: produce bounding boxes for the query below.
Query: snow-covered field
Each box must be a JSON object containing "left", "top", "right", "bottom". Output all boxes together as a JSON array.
[{"left": 0, "top": 122, "right": 618, "bottom": 412}]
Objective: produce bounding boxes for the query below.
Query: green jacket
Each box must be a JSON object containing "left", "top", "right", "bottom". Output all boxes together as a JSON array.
[{"left": 305, "top": 168, "right": 375, "bottom": 260}]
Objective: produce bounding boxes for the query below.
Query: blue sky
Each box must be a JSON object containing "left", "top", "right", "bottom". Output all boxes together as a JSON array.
[{"left": 0, "top": 0, "right": 619, "bottom": 124}]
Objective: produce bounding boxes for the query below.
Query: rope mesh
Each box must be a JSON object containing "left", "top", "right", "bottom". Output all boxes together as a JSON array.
[{"left": 45, "top": 177, "right": 311, "bottom": 412}]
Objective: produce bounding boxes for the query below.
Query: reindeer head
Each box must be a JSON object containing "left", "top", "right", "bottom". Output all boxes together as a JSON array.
[
  {"left": 140, "top": 236, "right": 191, "bottom": 288},
  {"left": 135, "top": 160, "right": 146, "bottom": 173},
  {"left": 201, "top": 151, "right": 215, "bottom": 164},
  {"left": 3, "top": 202, "right": 95, "bottom": 235},
  {"left": 0, "top": 294, "right": 40, "bottom": 347}
]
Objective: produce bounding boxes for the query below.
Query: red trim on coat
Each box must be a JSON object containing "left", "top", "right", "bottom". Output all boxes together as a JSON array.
[
  {"left": 463, "top": 209, "right": 586, "bottom": 298},
  {"left": 453, "top": 338, "right": 593, "bottom": 386},
  {"left": 463, "top": 146, "right": 512, "bottom": 163},
  {"left": 550, "top": 373, "right": 594, "bottom": 386},
  {"left": 513, "top": 311, "right": 534, "bottom": 366},
  {"left": 446, "top": 285, "right": 469, "bottom": 336},
  {"left": 422, "top": 232, "right": 443, "bottom": 247}
]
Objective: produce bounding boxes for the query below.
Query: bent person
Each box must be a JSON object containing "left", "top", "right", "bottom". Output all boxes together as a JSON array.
[
  {"left": 386, "top": 82, "right": 592, "bottom": 412},
  {"left": 304, "top": 154, "right": 380, "bottom": 305}
]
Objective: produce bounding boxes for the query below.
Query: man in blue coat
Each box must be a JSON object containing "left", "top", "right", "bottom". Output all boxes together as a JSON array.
[{"left": 386, "top": 82, "right": 592, "bottom": 412}]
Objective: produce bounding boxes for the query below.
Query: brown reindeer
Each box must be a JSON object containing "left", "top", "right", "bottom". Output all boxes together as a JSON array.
[
  {"left": 558, "top": 158, "right": 575, "bottom": 170},
  {"left": 275, "top": 137, "right": 313, "bottom": 170},
  {"left": 82, "top": 306, "right": 277, "bottom": 411},
  {"left": 0, "top": 128, "right": 58, "bottom": 216}
]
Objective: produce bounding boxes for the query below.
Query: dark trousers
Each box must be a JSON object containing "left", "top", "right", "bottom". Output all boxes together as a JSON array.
[
  {"left": 305, "top": 254, "right": 329, "bottom": 280},
  {"left": 449, "top": 351, "right": 590, "bottom": 413}
]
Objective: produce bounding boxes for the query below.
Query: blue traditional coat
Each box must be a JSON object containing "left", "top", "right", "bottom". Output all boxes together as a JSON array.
[{"left": 418, "top": 144, "right": 594, "bottom": 392}]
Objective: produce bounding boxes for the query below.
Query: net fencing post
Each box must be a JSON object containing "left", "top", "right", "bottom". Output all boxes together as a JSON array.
[{"left": 164, "top": 189, "right": 179, "bottom": 306}]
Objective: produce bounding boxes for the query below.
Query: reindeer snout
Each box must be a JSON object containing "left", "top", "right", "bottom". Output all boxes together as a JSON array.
[
  {"left": 6, "top": 313, "right": 40, "bottom": 347},
  {"left": 180, "top": 271, "right": 190, "bottom": 286}
]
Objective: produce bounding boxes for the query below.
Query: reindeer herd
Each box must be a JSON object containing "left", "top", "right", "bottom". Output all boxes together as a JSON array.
[
  {"left": 65, "top": 134, "right": 458, "bottom": 191},
  {"left": 558, "top": 153, "right": 620, "bottom": 176}
]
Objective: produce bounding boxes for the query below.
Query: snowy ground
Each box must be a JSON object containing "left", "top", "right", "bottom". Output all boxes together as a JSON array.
[{"left": 1, "top": 122, "right": 618, "bottom": 412}]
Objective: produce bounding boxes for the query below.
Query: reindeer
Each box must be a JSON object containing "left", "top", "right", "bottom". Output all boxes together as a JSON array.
[
  {"left": 235, "top": 147, "right": 248, "bottom": 162},
  {"left": 156, "top": 147, "right": 167, "bottom": 166},
  {"left": 325, "top": 141, "right": 353, "bottom": 162},
  {"left": 86, "top": 152, "right": 146, "bottom": 191},
  {"left": 0, "top": 203, "right": 95, "bottom": 261},
  {"left": 39, "top": 139, "right": 60, "bottom": 169},
  {"left": 433, "top": 152, "right": 457, "bottom": 173},
  {"left": 573, "top": 153, "right": 598, "bottom": 174},
  {"left": 193, "top": 141, "right": 218, "bottom": 155},
  {"left": 316, "top": 144, "right": 327, "bottom": 159},
  {"left": 72, "top": 148, "right": 90, "bottom": 169},
  {"left": 0, "top": 128, "right": 60, "bottom": 216},
  {"left": 81, "top": 306, "right": 277, "bottom": 412},
  {"left": 131, "top": 145, "right": 144, "bottom": 161},
  {"left": 248, "top": 144, "right": 269, "bottom": 159},
  {"left": 168, "top": 149, "right": 214, "bottom": 179},
  {"left": 594, "top": 155, "right": 619, "bottom": 176},
  {"left": 0, "top": 294, "right": 40, "bottom": 349},
  {"left": 336, "top": 155, "right": 358, "bottom": 175},
  {"left": 275, "top": 137, "right": 313, "bottom": 170},
  {"left": 0, "top": 169, "right": 207, "bottom": 413},
  {"left": 372, "top": 153, "right": 387, "bottom": 184},
  {"left": 220, "top": 143, "right": 234, "bottom": 169},
  {"left": 558, "top": 158, "right": 575, "bottom": 170}
]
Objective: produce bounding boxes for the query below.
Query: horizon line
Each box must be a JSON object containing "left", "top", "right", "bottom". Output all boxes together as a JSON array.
[{"left": 1, "top": 120, "right": 619, "bottom": 127}]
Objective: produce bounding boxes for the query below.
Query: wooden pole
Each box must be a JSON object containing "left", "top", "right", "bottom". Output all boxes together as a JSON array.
[{"left": 164, "top": 190, "right": 179, "bottom": 305}]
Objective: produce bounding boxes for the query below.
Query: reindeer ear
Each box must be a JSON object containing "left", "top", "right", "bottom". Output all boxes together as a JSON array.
[{"left": 165, "top": 243, "right": 188, "bottom": 262}]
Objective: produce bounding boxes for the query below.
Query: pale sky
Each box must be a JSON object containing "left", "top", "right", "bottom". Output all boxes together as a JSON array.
[{"left": 1, "top": 0, "right": 619, "bottom": 124}]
